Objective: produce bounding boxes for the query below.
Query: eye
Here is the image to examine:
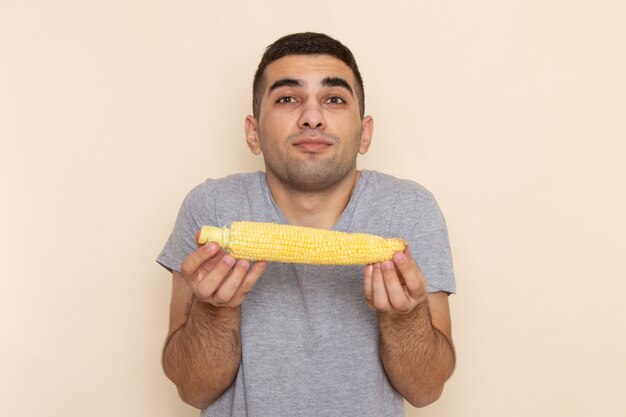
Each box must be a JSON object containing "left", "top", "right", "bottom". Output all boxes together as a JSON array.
[
  {"left": 326, "top": 96, "right": 345, "bottom": 104},
  {"left": 276, "top": 96, "right": 297, "bottom": 104}
]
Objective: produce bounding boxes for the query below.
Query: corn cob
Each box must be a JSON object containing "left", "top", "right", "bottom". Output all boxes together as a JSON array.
[{"left": 197, "top": 221, "right": 407, "bottom": 265}]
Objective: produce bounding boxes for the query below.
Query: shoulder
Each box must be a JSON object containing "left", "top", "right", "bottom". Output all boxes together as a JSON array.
[
  {"left": 197, "top": 171, "right": 262, "bottom": 190},
  {"left": 360, "top": 170, "right": 436, "bottom": 210},
  {"left": 349, "top": 170, "right": 444, "bottom": 238},
  {"left": 184, "top": 172, "right": 263, "bottom": 200},
  {"left": 177, "top": 172, "right": 263, "bottom": 221},
  {"left": 183, "top": 171, "right": 271, "bottom": 226}
]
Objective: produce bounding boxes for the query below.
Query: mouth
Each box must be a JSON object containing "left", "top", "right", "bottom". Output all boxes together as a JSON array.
[{"left": 292, "top": 137, "right": 333, "bottom": 153}]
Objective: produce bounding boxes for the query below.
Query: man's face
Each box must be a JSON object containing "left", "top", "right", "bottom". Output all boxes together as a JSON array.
[{"left": 245, "top": 54, "right": 373, "bottom": 192}]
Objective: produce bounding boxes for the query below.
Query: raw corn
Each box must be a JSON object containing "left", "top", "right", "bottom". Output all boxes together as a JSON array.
[{"left": 197, "top": 221, "right": 407, "bottom": 265}]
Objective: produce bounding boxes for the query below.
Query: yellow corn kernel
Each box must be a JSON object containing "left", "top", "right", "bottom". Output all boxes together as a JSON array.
[{"left": 198, "top": 221, "right": 407, "bottom": 265}]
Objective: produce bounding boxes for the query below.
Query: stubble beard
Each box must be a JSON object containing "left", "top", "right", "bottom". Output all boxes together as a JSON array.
[{"left": 262, "top": 131, "right": 361, "bottom": 193}]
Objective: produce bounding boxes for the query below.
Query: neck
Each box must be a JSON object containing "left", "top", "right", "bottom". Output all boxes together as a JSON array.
[{"left": 266, "top": 170, "right": 361, "bottom": 229}]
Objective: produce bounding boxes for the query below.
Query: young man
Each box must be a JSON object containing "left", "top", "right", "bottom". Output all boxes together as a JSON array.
[{"left": 157, "top": 32, "right": 456, "bottom": 416}]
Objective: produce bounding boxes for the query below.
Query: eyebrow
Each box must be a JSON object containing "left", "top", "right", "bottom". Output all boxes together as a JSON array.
[
  {"left": 268, "top": 78, "right": 302, "bottom": 93},
  {"left": 321, "top": 77, "right": 354, "bottom": 95},
  {"left": 267, "top": 77, "right": 354, "bottom": 95}
]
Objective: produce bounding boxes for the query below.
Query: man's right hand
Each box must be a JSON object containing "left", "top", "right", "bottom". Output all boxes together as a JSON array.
[
  {"left": 179, "top": 242, "right": 267, "bottom": 308},
  {"left": 165, "top": 241, "right": 266, "bottom": 408}
]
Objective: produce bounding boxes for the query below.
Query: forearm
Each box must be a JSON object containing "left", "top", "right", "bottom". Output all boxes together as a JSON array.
[
  {"left": 378, "top": 298, "right": 455, "bottom": 408},
  {"left": 162, "top": 299, "right": 241, "bottom": 409}
]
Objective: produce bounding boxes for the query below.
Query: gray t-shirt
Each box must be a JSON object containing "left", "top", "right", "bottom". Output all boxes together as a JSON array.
[{"left": 157, "top": 170, "right": 456, "bottom": 417}]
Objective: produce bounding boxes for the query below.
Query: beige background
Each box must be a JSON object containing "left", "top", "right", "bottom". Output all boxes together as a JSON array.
[{"left": 2, "top": 1, "right": 625, "bottom": 416}]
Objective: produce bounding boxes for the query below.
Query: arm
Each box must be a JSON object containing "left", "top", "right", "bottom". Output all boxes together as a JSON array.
[
  {"left": 364, "top": 251, "right": 455, "bottom": 408},
  {"left": 162, "top": 242, "right": 267, "bottom": 409}
]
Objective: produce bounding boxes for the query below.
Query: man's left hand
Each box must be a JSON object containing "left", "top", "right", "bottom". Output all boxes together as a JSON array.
[{"left": 364, "top": 250, "right": 428, "bottom": 314}]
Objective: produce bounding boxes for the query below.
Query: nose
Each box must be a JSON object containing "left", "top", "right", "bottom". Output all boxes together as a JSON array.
[{"left": 297, "top": 100, "right": 326, "bottom": 130}]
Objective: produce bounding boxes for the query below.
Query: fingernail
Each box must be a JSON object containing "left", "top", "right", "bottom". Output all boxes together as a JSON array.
[
  {"left": 382, "top": 261, "right": 394, "bottom": 271},
  {"left": 222, "top": 255, "right": 236, "bottom": 267},
  {"left": 393, "top": 252, "right": 405, "bottom": 263}
]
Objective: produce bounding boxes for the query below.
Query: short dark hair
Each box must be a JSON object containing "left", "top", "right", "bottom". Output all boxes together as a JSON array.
[{"left": 252, "top": 32, "right": 365, "bottom": 118}]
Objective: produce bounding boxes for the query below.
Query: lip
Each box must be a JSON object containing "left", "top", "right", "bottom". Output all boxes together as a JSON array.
[{"left": 292, "top": 137, "right": 333, "bottom": 152}]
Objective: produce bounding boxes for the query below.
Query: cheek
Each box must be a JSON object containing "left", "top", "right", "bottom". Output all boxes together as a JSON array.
[
  {"left": 260, "top": 113, "right": 289, "bottom": 133},
  {"left": 260, "top": 117, "right": 299, "bottom": 145},
  {"left": 330, "top": 111, "right": 361, "bottom": 129},
  {"left": 336, "top": 116, "right": 364, "bottom": 141}
]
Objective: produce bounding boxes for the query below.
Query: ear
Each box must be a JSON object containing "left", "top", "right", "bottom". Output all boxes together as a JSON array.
[
  {"left": 244, "top": 115, "right": 262, "bottom": 155},
  {"left": 358, "top": 116, "right": 374, "bottom": 154}
]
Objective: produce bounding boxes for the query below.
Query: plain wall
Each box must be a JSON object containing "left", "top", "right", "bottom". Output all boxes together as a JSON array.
[{"left": 2, "top": 1, "right": 625, "bottom": 416}]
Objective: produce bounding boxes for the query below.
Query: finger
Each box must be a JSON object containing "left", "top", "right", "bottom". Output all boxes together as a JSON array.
[
  {"left": 194, "top": 254, "right": 236, "bottom": 299},
  {"left": 218, "top": 261, "right": 267, "bottom": 307},
  {"left": 381, "top": 260, "right": 411, "bottom": 312},
  {"left": 237, "top": 261, "right": 267, "bottom": 295},
  {"left": 197, "top": 248, "right": 228, "bottom": 275},
  {"left": 371, "top": 263, "right": 391, "bottom": 312},
  {"left": 392, "top": 251, "right": 427, "bottom": 301},
  {"left": 180, "top": 242, "right": 221, "bottom": 279},
  {"left": 363, "top": 265, "right": 376, "bottom": 310},
  {"left": 363, "top": 264, "right": 373, "bottom": 302},
  {"left": 212, "top": 260, "right": 250, "bottom": 305}
]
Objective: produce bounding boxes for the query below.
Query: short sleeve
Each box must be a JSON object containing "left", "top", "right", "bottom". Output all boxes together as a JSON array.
[
  {"left": 407, "top": 194, "right": 456, "bottom": 294},
  {"left": 156, "top": 181, "right": 217, "bottom": 273}
]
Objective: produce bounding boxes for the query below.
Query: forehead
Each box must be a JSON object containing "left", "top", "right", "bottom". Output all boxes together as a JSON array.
[{"left": 262, "top": 54, "right": 356, "bottom": 91}]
